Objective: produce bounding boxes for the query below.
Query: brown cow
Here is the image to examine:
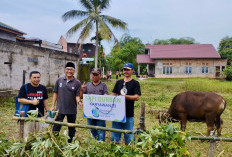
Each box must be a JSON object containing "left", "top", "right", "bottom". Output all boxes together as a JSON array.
[{"left": 157, "top": 91, "right": 226, "bottom": 136}]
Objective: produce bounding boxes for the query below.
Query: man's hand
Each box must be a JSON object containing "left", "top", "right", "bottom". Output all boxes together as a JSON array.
[
  {"left": 31, "top": 98, "right": 39, "bottom": 105},
  {"left": 81, "top": 82, "right": 87, "bottom": 92},
  {"left": 78, "top": 101, "right": 83, "bottom": 108},
  {"left": 50, "top": 105, "right": 55, "bottom": 111}
]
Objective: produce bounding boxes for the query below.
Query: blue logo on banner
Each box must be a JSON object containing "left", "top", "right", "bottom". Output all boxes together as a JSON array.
[{"left": 92, "top": 108, "right": 99, "bottom": 117}]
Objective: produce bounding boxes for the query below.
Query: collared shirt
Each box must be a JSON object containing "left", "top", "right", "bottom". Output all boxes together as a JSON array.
[
  {"left": 53, "top": 76, "right": 81, "bottom": 114},
  {"left": 84, "top": 81, "right": 108, "bottom": 95}
]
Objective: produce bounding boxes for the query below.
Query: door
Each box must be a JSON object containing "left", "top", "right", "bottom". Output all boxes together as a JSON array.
[
  {"left": 215, "top": 66, "right": 220, "bottom": 77},
  {"left": 149, "top": 64, "right": 155, "bottom": 77}
]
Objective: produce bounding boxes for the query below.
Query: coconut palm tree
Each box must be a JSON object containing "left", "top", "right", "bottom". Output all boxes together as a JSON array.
[{"left": 62, "top": 0, "right": 127, "bottom": 68}]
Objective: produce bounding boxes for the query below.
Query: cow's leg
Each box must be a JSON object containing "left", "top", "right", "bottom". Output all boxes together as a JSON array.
[
  {"left": 179, "top": 113, "right": 187, "bottom": 131},
  {"left": 205, "top": 116, "right": 215, "bottom": 136}
]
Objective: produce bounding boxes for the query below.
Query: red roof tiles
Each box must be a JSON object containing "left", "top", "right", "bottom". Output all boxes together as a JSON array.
[
  {"left": 137, "top": 54, "right": 154, "bottom": 63},
  {"left": 147, "top": 44, "right": 220, "bottom": 59}
]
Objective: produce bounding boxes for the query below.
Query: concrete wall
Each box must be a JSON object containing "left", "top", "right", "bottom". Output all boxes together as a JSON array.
[
  {"left": 0, "top": 38, "right": 79, "bottom": 91},
  {"left": 153, "top": 59, "right": 227, "bottom": 78}
]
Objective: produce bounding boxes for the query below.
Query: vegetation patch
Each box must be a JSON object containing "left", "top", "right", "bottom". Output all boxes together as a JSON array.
[{"left": 2, "top": 124, "right": 190, "bottom": 157}]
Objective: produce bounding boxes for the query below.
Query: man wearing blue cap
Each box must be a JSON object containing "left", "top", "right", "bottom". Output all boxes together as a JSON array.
[{"left": 111, "top": 63, "right": 141, "bottom": 145}]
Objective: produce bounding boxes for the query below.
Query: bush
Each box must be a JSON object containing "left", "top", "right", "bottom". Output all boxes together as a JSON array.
[
  {"left": 134, "top": 124, "right": 190, "bottom": 156},
  {"left": 0, "top": 133, "right": 13, "bottom": 156},
  {"left": 3, "top": 124, "right": 190, "bottom": 157},
  {"left": 223, "top": 65, "right": 232, "bottom": 80}
]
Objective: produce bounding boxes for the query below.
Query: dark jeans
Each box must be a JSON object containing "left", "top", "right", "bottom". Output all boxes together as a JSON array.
[{"left": 53, "top": 113, "right": 76, "bottom": 143}]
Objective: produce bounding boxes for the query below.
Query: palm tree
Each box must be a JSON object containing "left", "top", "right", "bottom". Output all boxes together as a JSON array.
[{"left": 62, "top": 0, "right": 127, "bottom": 68}]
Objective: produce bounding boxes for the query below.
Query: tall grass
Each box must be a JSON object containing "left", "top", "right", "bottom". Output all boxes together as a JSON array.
[
  {"left": 183, "top": 78, "right": 232, "bottom": 94},
  {"left": 137, "top": 78, "right": 232, "bottom": 107}
]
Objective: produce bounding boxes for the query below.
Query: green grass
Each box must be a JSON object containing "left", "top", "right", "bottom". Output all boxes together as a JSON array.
[{"left": 1, "top": 77, "right": 232, "bottom": 156}]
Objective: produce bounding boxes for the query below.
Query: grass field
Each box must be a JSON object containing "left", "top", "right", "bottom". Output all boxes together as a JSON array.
[{"left": 0, "top": 77, "right": 232, "bottom": 156}]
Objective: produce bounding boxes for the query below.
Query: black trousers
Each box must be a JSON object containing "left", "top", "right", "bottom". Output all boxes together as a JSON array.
[{"left": 52, "top": 113, "right": 76, "bottom": 142}]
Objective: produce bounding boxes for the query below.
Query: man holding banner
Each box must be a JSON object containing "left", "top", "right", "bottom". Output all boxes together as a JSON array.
[
  {"left": 111, "top": 63, "right": 141, "bottom": 145},
  {"left": 80, "top": 68, "right": 109, "bottom": 141}
]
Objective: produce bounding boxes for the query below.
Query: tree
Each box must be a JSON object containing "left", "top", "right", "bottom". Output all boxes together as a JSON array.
[
  {"left": 223, "top": 65, "right": 232, "bottom": 80},
  {"left": 107, "top": 34, "right": 145, "bottom": 72},
  {"left": 91, "top": 35, "right": 103, "bottom": 68},
  {"left": 62, "top": 0, "right": 127, "bottom": 68},
  {"left": 153, "top": 37, "right": 197, "bottom": 45},
  {"left": 218, "top": 36, "right": 232, "bottom": 65}
]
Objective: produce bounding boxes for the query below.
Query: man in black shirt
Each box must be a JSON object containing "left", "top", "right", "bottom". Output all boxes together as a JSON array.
[
  {"left": 18, "top": 71, "right": 50, "bottom": 141},
  {"left": 111, "top": 63, "right": 141, "bottom": 145}
]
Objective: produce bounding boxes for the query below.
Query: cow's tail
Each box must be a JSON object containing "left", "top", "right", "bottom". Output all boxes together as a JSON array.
[
  {"left": 215, "top": 116, "right": 223, "bottom": 130},
  {"left": 217, "top": 98, "right": 226, "bottom": 129},
  {"left": 213, "top": 98, "right": 226, "bottom": 135}
]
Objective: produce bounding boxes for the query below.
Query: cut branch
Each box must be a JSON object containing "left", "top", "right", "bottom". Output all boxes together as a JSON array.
[{"left": 13, "top": 116, "right": 134, "bottom": 134}]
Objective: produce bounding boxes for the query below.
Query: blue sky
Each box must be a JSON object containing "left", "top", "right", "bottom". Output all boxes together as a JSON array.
[{"left": 1, "top": 0, "right": 232, "bottom": 54}]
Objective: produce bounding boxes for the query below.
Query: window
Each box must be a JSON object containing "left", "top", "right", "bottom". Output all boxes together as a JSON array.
[
  {"left": 185, "top": 67, "right": 192, "bottom": 74},
  {"left": 88, "top": 49, "right": 91, "bottom": 52},
  {"left": 202, "top": 63, "right": 209, "bottom": 73},
  {"left": 185, "top": 63, "right": 192, "bottom": 74},
  {"left": 145, "top": 49, "right": 150, "bottom": 55},
  {"left": 163, "top": 63, "right": 173, "bottom": 75},
  {"left": 222, "top": 66, "right": 225, "bottom": 71}
]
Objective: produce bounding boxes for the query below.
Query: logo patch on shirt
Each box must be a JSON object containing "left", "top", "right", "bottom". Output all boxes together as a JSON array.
[
  {"left": 59, "top": 83, "right": 62, "bottom": 87},
  {"left": 72, "top": 87, "right": 75, "bottom": 90}
]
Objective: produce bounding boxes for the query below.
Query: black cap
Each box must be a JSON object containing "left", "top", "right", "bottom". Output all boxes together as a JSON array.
[{"left": 65, "top": 62, "right": 75, "bottom": 69}]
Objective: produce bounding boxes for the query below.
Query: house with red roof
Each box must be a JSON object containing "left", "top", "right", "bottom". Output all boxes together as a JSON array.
[{"left": 136, "top": 44, "right": 227, "bottom": 78}]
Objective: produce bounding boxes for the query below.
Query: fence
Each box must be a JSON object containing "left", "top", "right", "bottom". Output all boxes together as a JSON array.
[{"left": 13, "top": 102, "right": 231, "bottom": 157}]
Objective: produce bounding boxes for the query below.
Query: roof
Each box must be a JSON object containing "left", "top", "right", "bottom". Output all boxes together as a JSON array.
[
  {"left": 146, "top": 44, "right": 220, "bottom": 59},
  {"left": 0, "top": 21, "right": 26, "bottom": 35},
  {"left": 137, "top": 54, "right": 154, "bottom": 63}
]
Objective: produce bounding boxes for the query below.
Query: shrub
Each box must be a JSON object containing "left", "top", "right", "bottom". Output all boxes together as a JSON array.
[
  {"left": 223, "top": 65, "right": 232, "bottom": 81},
  {"left": 4, "top": 124, "right": 190, "bottom": 157},
  {"left": 134, "top": 124, "right": 190, "bottom": 156},
  {"left": 0, "top": 133, "right": 13, "bottom": 156}
]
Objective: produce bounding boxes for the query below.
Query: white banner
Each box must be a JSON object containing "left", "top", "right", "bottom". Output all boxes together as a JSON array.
[{"left": 83, "top": 94, "right": 126, "bottom": 122}]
